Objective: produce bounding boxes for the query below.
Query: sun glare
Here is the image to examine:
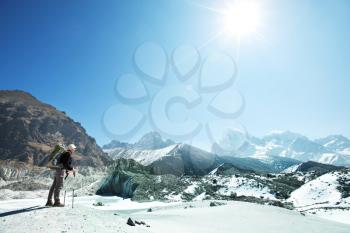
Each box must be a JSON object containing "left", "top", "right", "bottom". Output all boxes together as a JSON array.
[{"left": 221, "top": 1, "right": 261, "bottom": 37}]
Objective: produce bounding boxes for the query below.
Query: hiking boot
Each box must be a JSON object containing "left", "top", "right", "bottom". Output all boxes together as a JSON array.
[
  {"left": 45, "top": 200, "right": 53, "bottom": 207},
  {"left": 53, "top": 200, "right": 65, "bottom": 207}
]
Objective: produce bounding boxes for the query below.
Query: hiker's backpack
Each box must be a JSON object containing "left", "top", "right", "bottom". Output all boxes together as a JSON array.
[{"left": 39, "top": 144, "right": 66, "bottom": 168}]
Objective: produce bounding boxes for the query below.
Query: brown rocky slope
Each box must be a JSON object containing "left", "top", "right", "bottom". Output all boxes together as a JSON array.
[{"left": 0, "top": 90, "right": 111, "bottom": 167}]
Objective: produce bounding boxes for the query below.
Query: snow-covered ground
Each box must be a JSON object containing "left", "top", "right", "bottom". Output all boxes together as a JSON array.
[
  {"left": 288, "top": 172, "right": 343, "bottom": 207},
  {"left": 0, "top": 196, "right": 349, "bottom": 233},
  {"left": 0, "top": 196, "right": 153, "bottom": 233},
  {"left": 288, "top": 171, "right": 350, "bottom": 224},
  {"left": 216, "top": 176, "right": 277, "bottom": 200}
]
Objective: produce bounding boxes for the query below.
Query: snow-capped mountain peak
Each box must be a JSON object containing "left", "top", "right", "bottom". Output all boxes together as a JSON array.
[
  {"left": 213, "top": 130, "right": 350, "bottom": 167},
  {"left": 315, "top": 135, "right": 350, "bottom": 155},
  {"left": 106, "top": 144, "right": 180, "bottom": 166},
  {"left": 133, "top": 131, "right": 175, "bottom": 150},
  {"left": 103, "top": 131, "right": 176, "bottom": 151}
]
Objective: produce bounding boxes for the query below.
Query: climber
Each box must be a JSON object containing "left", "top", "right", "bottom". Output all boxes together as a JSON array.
[{"left": 45, "top": 144, "right": 76, "bottom": 207}]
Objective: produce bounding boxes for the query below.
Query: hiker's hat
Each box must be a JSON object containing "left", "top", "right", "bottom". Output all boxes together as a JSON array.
[{"left": 67, "top": 144, "right": 77, "bottom": 151}]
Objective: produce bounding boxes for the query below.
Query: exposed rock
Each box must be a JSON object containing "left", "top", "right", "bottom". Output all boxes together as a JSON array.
[
  {"left": 96, "top": 158, "right": 191, "bottom": 201},
  {"left": 212, "top": 163, "right": 254, "bottom": 176},
  {"left": 268, "top": 200, "right": 284, "bottom": 208},
  {"left": 134, "top": 220, "right": 141, "bottom": 225},
  {"left": 96, "top": 158, "right": 308, "bottom": 203},
  {"left": 1, "top": 181, "right": 49, "bottom": 191},
  {"left": 294, "top": 161, "right": 344, "bottom": 174},
  {"left": 0, "top": 160, "right": 50, "bottom": 181},
  {"left": 0, "top": 159, "right": 108, "bottom": 199},
  {"left": 210, "top": 201, "right": 225, "bottom": 207},
  {"left": 127, "top": 217, "right": 135, "bottom": 226},
  {"left": 96, "top": 159, "right": 149, "bottom": 198},
  {"left": 0, "top": 90, "right": 112, "bottom": 167},
  {"left": 93, "top": 202, "right": 104, "bottom": 206},
  {"left": 149, "top": 144, "right": 221, "bottom": 176}
]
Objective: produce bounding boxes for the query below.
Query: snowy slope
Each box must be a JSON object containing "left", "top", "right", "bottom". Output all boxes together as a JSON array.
[
  {"left": 0, "top": 196, "right": 166, "bottom": 233},
  {"left": 208, "top": 164, "right": 223, "bottom": 175},
  {"left": 287, "top": 170, "right": 350, "bottom": 224},
  {"left": 183, "top": 182, "right": 200, "bottom": 194},
  {"left": 288, "top": 172, "right": 344, "bottom": 207},
  {"left": 282, "top": 163, "right": 302, "bottom": 173},
  {"left": 216, "top": 175, "right": 277, "bottom": 200},
  {"left": 1, "top": 197, "right": 349, "bottom": 233},
  {"left": 132, "top": 201, "right": 350, "bottom": 233}
]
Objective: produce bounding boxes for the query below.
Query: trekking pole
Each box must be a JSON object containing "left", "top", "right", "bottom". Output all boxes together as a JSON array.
[
  {"left": 72, "top": 189, "right": 74, "bottom": 209},
  {"left": 64, "top": 190, "right": 66, "bottom": 206}
]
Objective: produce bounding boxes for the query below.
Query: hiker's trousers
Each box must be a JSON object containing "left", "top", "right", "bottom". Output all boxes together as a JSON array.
[{"left": 47, "top": 167, "right": 65, "bottom": 201}]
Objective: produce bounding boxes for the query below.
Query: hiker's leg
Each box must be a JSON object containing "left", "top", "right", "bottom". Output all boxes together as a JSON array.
[
  {"left": 47, "top": 169, "right": 58, "bottom": 201},
  {"left": 53, "top": 168, "right": 65, "bottom": 202}
]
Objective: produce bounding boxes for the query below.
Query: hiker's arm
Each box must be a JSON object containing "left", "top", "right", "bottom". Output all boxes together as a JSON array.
[
  {"left": 67, "top": 156, "right": 74, "bottom": 171},
  {"left": 68, "top": 156, "right": 77, "bottom": 177}
]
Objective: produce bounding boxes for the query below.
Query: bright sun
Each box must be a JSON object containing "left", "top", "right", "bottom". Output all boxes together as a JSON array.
[{"left": 221, "top": 1, "right": 261, "bottom": 37}]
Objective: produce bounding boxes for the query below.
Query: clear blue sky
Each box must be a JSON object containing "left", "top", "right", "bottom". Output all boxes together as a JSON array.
[{"left": 1, "top": 0, "right": 350, "bottom": 147}]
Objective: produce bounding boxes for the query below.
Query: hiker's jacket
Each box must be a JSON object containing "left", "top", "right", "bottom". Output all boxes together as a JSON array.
[{"left": 58, "top": 152, "right": 73, "bottom": 170}]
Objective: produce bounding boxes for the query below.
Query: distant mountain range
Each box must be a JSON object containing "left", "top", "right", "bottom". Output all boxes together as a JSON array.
[
  {"left": 212, "top": 130, "right": 350, "bottom": 167},
  {"left": 103, "top": 131, "right": 175, "bottom": 150},
  {"left": 103, "top": 130, "right": 350, "bottom": 175}
]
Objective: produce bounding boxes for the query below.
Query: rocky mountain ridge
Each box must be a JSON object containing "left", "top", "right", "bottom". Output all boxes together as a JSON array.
[{"left": 0, "top": 90, "right": 111, "bottom": 167}]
